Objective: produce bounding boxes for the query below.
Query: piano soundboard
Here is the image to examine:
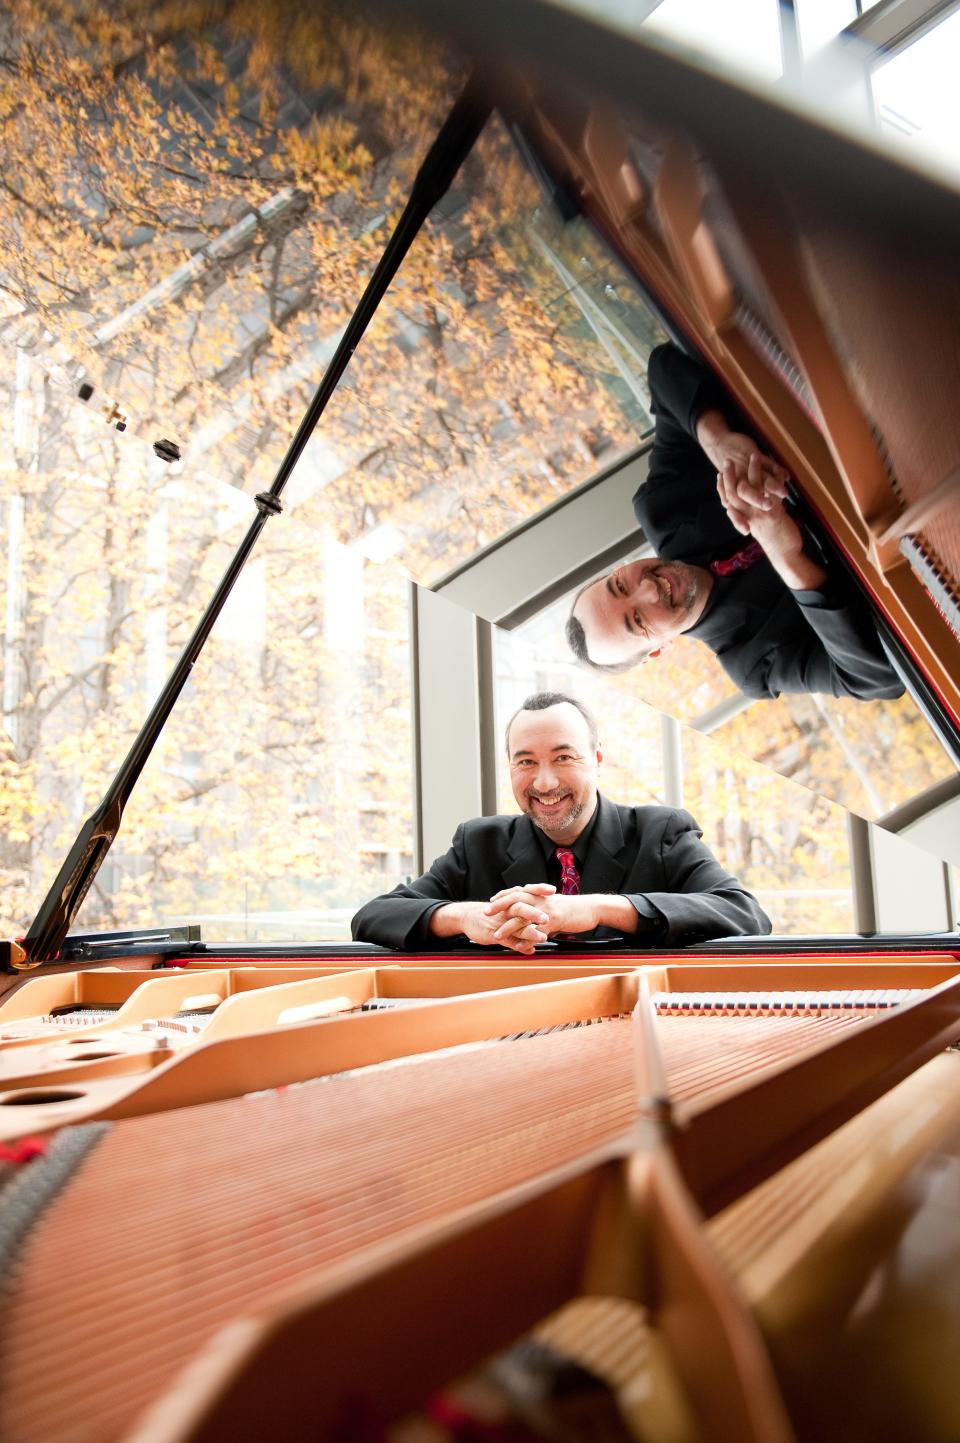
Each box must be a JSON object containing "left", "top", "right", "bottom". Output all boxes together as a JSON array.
[{"left": 1, "top": 947, "right": 959, "bottom": 1442}]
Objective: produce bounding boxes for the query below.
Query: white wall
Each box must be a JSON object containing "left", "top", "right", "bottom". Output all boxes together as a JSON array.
[{"left": 868, "top": 823, "right": 954, "bottom": 932}]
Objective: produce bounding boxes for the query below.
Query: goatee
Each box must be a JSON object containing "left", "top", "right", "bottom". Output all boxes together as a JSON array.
[{"left": 527, "top": 797, "right": 584, "bottom": 836}]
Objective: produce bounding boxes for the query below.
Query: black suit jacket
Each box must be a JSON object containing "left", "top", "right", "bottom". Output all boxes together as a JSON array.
[
  {"left": 350, "top": 795, "right": 771, "bottom": 950},
  {"left": 636, "top": 344, "right": 903, "bottom": 701}
]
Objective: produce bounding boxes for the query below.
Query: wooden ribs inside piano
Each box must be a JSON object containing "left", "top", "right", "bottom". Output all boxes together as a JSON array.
[{"left": 0, "top": 947, "right": 959, "bottom": 1443}]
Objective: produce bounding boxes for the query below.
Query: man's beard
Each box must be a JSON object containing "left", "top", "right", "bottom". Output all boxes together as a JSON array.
[
  {"left": 675, "top": 565, "right": 700, "bottom": 615},
  {"left": 656, "top": 562, "right": 699, "bottom": 616},
  {"left": 526, "top": 794, "right": 585, "bottom": 836}
]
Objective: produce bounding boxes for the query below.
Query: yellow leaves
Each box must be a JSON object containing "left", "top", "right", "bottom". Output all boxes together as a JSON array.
[
  {"left": 280, "top": 115, "right": 372, "bottom": 192},
  {"left": 194, "top": 40, "right": 228, "bottom": 89},
  {"left": 0, "top": 745, "right": 41, "bottom": 852}
]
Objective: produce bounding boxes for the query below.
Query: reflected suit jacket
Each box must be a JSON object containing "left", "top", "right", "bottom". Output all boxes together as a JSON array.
[
  {"left": 350, "top": 794, "right": 771, "bottom": 950},
  {"left": 636, "top": 344, "right": 903, "bottom": 701}
]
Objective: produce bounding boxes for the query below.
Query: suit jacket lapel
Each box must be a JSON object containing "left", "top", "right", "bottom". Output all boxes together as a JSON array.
[
  {"left": 501, "top": 818, "right": 549, "bottom": 888},
  {"left": 579, "top": 795, "right": 629, "bottom": 894},
  {"left": 498, "top": 798, "right": 629, "bottom": 893}
]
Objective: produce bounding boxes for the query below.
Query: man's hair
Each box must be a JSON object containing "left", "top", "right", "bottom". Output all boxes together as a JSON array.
[
  {"left": 565, "top": 582, "right": 647, "bottom": 674},
  {"left": 504, "top": 690, "right": 599, "bottom": 755}
]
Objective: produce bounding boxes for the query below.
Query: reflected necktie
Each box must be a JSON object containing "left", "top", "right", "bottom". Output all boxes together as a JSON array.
[
  {"left": 709, "top": 538, "right": 765, "bottom": 576},
  {"left": 554, "top": 847, "right": 581, "bottom": 895}
]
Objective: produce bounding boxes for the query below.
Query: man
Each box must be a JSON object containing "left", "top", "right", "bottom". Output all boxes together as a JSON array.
[
  {"left": 351, "top": 691, "right": 770, "bottom": 952},
  {"left": 566, "top": 342, "right": 903, "bottom": 701}
]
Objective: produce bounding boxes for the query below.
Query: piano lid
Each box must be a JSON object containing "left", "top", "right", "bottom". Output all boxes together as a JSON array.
[{"left": 469, "top": 1, "right": 960, "bottom": 728}]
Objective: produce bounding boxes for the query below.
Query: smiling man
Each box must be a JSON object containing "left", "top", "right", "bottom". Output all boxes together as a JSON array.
[
  {"left": 582, "top": 556, "right": 714, "bottom": 665},
  {"left": 350, "top": 691, "right": 770, "bottom": 952},
  {"left": 566, "top": 343, "right": 903, "bottom": 700}
]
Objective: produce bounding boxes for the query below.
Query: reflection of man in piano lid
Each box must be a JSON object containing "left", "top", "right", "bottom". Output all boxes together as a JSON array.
[{"left": 567, "top": 343, "right": 904, "bottom": 702}]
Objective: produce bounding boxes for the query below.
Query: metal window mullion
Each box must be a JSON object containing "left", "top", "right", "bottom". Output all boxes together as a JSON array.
[
  {"left": 408, "top": 579, "right": 425, "bottom": 877},
  {"left": 476, "top": 616, "right": 499, "bottom": 816},
  {"left": 847, "top": 812, "right": 878, "bottom": 934},
  {"left": 660, "top": 713, "right": 685, "bottom": 809}
]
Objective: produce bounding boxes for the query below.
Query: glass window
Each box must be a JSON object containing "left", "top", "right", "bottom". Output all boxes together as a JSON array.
[
  {"left": 872, "top": 10, "right": 960, "bottom": 178},
  {"left": 707, "top": 689, "right": 957, "bottom": 821},
  {"left": 645, "top": 0, "right": 785, "bottom": 80},
  {"left": 796, "top": 0, "right": 858, "bottom": 56},
  {"left": 679, "top": 725, "right": 855, "bottom": 934},
  {"left": 1, "top": 437, "right": 412, "bottom": 941}
]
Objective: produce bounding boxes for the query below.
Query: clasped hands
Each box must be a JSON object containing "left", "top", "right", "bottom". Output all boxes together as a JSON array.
[
  {"left": 449, "top": 885, "right": 597, "bottom": 955},
  {"left": 487, "top": 883, "right": 599, "bottom": 951}
]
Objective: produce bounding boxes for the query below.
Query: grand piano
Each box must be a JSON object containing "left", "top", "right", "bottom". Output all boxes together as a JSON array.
[{"left": 1, "top": 1, "right": 959, "bottom": 1439}]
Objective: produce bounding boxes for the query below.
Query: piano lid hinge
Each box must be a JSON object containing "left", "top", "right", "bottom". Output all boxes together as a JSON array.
[
  {"left": 254, "top": 492, "right": 283, "bottom": 517},
  {"left": 1, "top": 938, "right": 36, "bottom": 972}
]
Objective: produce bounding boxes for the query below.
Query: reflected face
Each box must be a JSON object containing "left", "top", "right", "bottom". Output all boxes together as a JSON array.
[
  {"left": 507, "top": 703, "right": 602, "bottom": 845},
  {"left": 571, "top": 559, "right": 713, "bottom": 667}
]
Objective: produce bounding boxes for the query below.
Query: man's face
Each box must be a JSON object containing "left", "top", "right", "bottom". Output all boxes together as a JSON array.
[
  {"left": 507, "top": 702, "right": 601, "bottom": 845},
  {"left": 571, "top": 558, "right": 712, "bottom": 668}
]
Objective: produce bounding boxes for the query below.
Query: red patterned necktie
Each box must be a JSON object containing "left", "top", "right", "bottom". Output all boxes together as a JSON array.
[
  {"left": 709, "top": 538, "right": 765, "bottom": 577},
  {"left": 554, "top": 847, "right": 581, "bottom": 895}
]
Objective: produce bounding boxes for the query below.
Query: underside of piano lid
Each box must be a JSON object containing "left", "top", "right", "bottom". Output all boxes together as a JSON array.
[{"left": 453, "top": 0, "right": 960, "bottom": 738}]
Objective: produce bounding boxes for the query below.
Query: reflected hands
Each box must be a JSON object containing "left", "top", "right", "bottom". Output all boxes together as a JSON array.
[
  {"left": 717, "top": 452, "right": 795, "bottom": 540},
  {"left": 696, "top": 416, "right": 790, "bottom": 495},
  {"left": 717, "top": 453, "right": 826, "bottom": 591}
]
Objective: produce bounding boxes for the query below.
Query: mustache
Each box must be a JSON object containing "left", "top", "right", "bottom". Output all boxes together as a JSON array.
[{"left": 652, "top": 568, "right": 679, "bottom": 607}]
